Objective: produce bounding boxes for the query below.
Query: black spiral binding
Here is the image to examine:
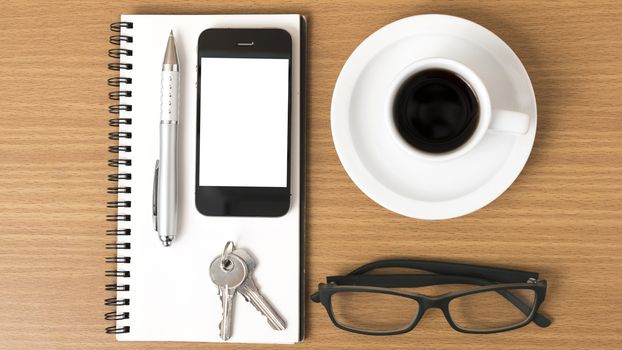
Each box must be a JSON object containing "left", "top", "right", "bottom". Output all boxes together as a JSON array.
[{"left": 106, "top": 21, "right": 133, "bottom": 335}]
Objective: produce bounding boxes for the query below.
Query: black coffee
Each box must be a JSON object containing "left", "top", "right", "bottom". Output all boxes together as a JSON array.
[{"left": 393, "top": 69, "right": 479, "bottom": 153}]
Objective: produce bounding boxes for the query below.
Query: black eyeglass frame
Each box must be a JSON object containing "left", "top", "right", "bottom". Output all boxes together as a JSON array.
[{"left": 311, "top": 260, "right": 550, "bottom": 336}]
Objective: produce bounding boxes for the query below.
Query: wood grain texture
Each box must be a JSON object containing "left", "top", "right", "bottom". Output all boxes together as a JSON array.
[{"left": 0, "top": 0, "right": 620, "bottom": 349}]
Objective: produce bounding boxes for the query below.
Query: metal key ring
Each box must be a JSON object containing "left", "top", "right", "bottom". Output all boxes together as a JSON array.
[{"left": 220, "top": 241, "right": 235, "bottom": 271}]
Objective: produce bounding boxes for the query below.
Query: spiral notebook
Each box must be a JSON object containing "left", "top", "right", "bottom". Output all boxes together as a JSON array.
[{"left": 105, "top": 14, "right": 306, "bottom": 344}]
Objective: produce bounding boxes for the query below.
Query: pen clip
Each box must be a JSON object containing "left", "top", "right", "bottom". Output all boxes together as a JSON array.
[{"left": 152, "top": 160, "right": 159, "bottom": 232}]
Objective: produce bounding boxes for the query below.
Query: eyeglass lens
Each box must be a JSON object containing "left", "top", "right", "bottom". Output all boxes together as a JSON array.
[
  {"left": 331, "top": 291, "right": 420, "bottom": 333},
  {"left": 448, "top": 288, "right": 536, "bottom": 331}
]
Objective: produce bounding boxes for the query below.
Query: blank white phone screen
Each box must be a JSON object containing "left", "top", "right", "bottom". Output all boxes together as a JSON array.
[{"left": 199, "top": 57, "right": 289, "bottom": 187}]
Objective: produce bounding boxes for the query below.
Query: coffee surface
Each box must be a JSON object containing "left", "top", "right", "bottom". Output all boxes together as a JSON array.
[{"left": 393, "top": 69, "right": 479, "bottom": 153}]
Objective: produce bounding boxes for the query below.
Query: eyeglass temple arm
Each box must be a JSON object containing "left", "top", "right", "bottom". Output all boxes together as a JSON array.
[
  {"left": 347, "top": 259, "right": 539, "bottom": 284},
  {"left": 324, "top": 274, "right": 551, "bottom": 328}
]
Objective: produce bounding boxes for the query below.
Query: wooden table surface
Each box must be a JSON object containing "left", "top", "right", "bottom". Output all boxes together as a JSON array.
[{"left": 1, "top": 0, "right": 621, "bottom": 349}]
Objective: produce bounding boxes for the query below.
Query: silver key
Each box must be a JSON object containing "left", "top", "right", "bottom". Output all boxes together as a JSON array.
[
  {"left": 209, "top": 253, "right": 248, "bottom": 340},
  {"left": 234, "top": 248, "right": 287, "bottom": 331}
]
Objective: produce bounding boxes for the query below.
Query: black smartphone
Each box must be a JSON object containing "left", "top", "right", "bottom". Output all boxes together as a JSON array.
[{"left": 195, "top": 28, "right": 292, "bottom": 217}]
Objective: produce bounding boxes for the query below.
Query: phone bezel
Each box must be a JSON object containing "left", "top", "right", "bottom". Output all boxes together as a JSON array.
[{"left": 195, "top": 28, "right": 292, "bottom": 217}]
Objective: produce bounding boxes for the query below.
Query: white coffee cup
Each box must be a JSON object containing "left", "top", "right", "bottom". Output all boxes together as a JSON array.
[{"left": 386, "top": 58, "right": 530, "bottom": 162}]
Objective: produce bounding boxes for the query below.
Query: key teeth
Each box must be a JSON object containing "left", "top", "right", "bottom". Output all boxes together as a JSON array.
[
  {"left": 272, "top": 321, "right": 287, "bottom": 331},
  {"left": 239, "top": 283, "right": 287, "bottom": 331},
  {"left": 248, "top": 299, "right": 284, "bottom": 330},
  {"left": 220, "top": 325, "right": 232, "bottom": 340},
  {"left": 220, "top": 326, "right": 231, "bottom": 341},
  {"left": 219, "top": 287, "right": 234, "bottom": 341}
]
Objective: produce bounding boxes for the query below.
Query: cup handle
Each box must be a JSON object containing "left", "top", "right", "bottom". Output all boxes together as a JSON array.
[{"left": 489, "top": 109, "right": 531, "bottom": 134}]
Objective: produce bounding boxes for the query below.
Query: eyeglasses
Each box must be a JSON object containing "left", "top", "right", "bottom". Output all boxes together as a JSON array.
[{"left": 311, "top": 260, "right": 551, "bottom": 335}]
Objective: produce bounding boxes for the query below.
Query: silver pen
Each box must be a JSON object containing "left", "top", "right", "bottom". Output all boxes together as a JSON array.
[{"left": 153, "top": 31, "right": 180, "bottom": 246}]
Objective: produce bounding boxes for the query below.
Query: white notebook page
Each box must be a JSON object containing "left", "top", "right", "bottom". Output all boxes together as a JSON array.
[{"left": 114, "top": 14, "right": 302, "bottom": 343}]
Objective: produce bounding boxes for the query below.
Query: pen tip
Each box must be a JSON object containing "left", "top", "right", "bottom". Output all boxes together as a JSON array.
[
  {"left": 169, "top": 30, "right": 173, "bottom": 37},
  {"left": 163, "top": 31, "right": 179, "bottom": 66},
  {"left": 161, "top": 237, "right": 174, "bottom": 247}
]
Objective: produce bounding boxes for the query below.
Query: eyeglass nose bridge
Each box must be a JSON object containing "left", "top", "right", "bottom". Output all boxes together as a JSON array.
[
  {"left": 417, "top": 295, "right": 447, "bottom": 309},
  {"left": 415, "top": 296, "right": 454, "bottom": 323}
]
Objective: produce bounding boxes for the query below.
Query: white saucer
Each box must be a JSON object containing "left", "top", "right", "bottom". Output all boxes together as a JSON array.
[{"left": 331, "top": 14, "right": 537, "bottom": 220}]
